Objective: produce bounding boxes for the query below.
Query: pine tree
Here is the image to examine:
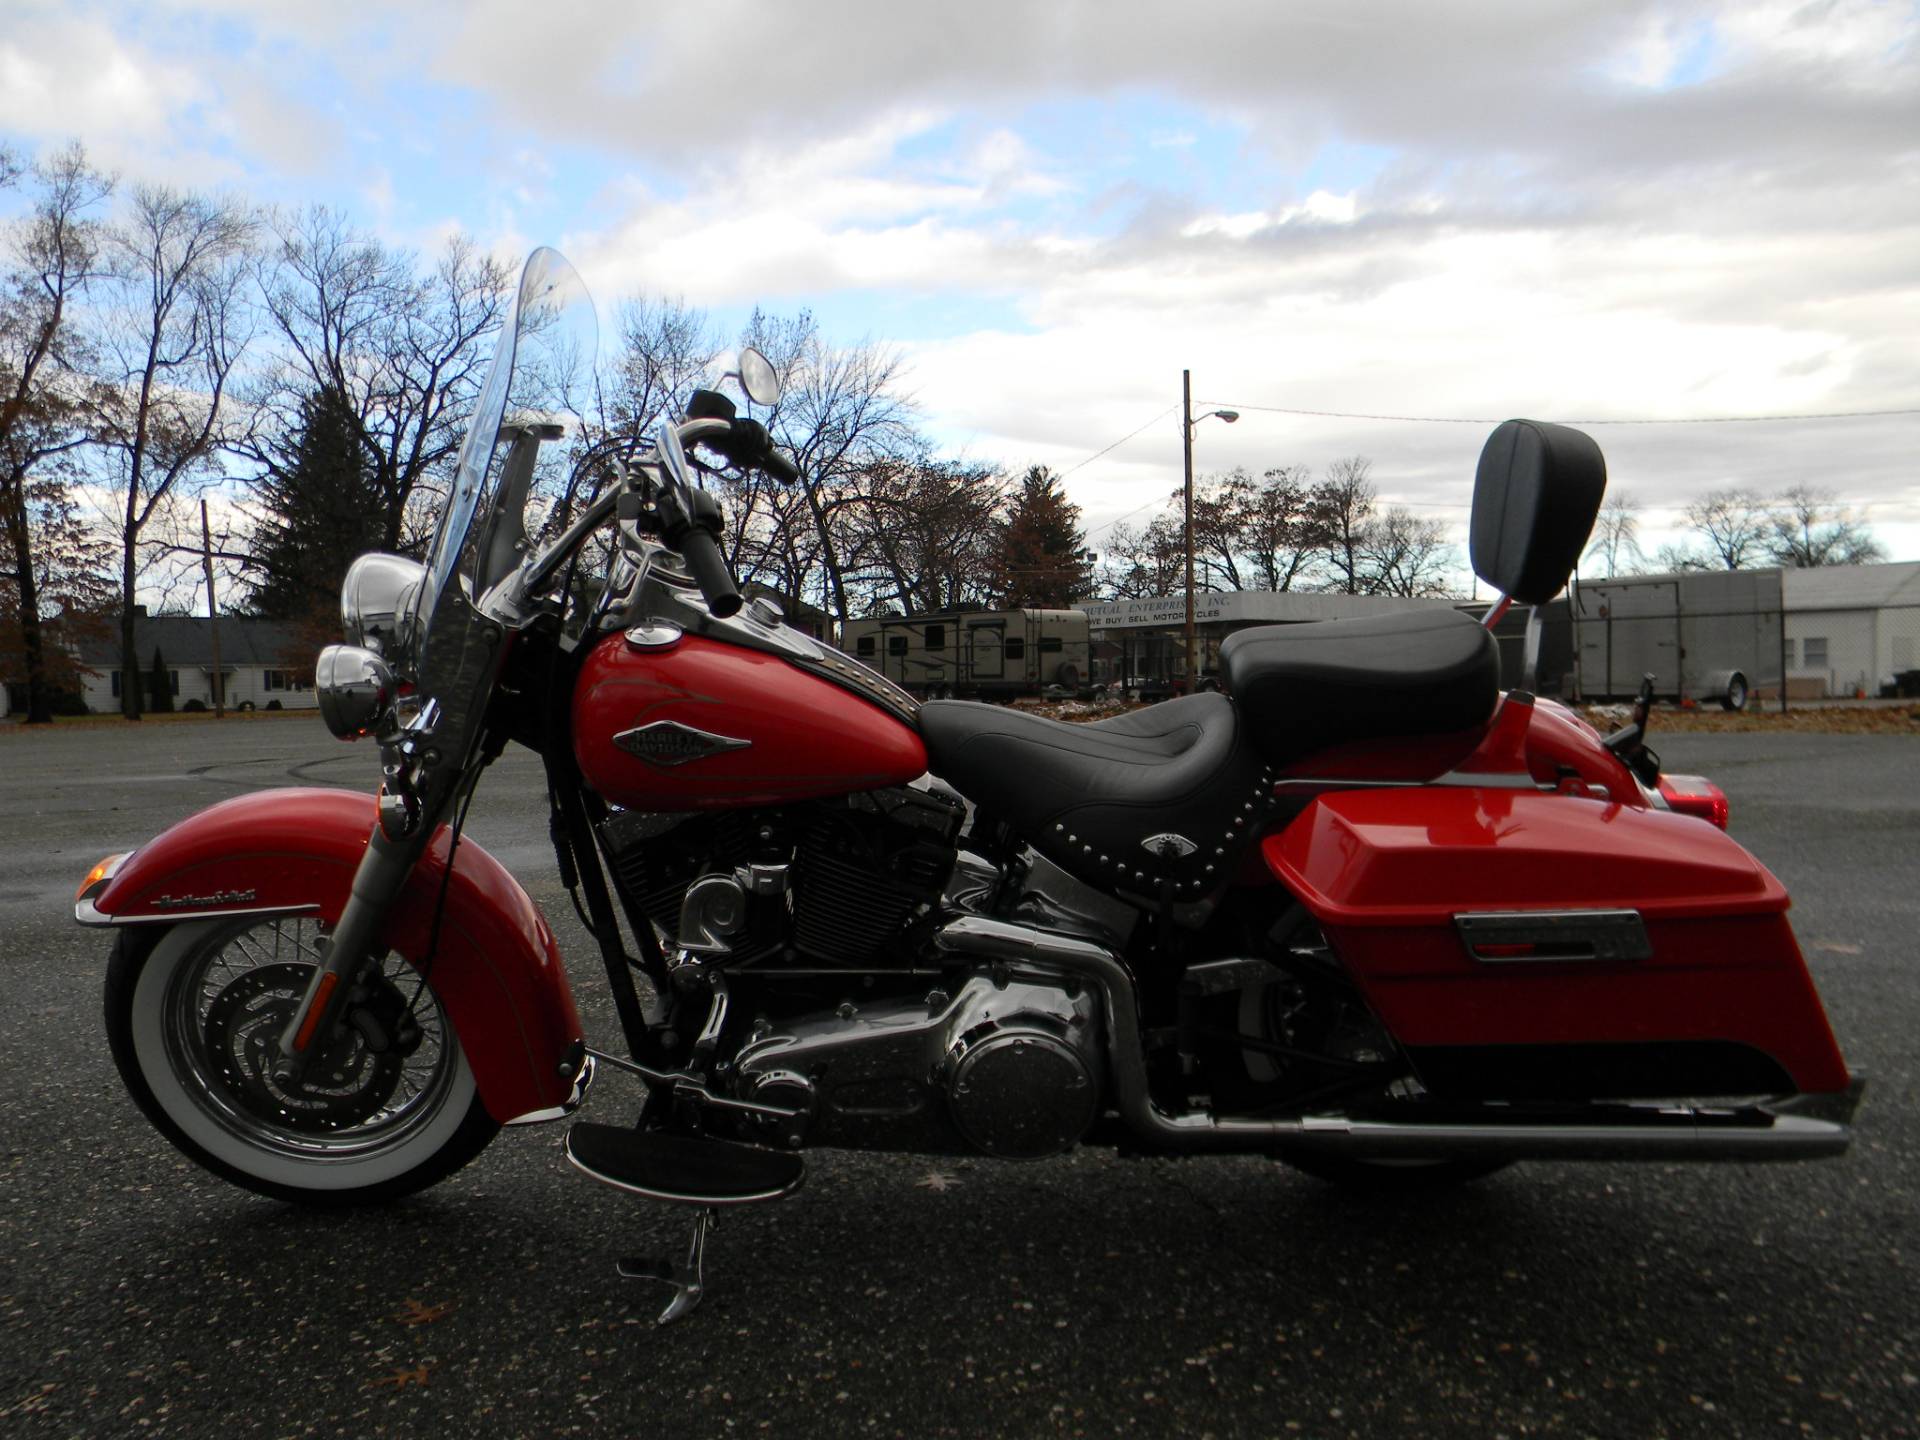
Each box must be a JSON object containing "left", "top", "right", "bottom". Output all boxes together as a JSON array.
[
  {"left": 994, "top": 466, "right": 1089, "bottom": 608},
  {"left": 246, "top": 385, "right": 385, "bottom": 622}
]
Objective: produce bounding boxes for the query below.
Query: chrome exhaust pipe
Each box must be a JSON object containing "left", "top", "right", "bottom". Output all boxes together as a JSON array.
[
  {"left": 1281, "top": 1109, "right": 1852, "bottom": 1162},
  {"left": 933, "top": 916, "right": 1857, "bottom": 1163}
]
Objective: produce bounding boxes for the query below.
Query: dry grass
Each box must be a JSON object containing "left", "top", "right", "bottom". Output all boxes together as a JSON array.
[{"left": 1579, "top": 701, "right": 1920, "bottom": 735}]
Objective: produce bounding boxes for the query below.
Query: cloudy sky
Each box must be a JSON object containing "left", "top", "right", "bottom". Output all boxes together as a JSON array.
[{"left": 4, "top": 0, "right": 1916, "bottom": 572}]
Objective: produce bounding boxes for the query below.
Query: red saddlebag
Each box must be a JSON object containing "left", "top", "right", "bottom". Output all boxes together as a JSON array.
[{"left": 1262, "top": 788, "right": 1850, "bottom": 1100}]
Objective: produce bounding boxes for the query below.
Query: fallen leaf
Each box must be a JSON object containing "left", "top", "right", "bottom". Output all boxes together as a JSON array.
[
  {"left": 393, "top": 1299, "right": 451, "bottom": 1326},
  {"left": 367, "top": 1363, "right": 435, "bottom": 1391},
  {"left": 916, "top": 1171, "right": 962, "bottom": 1193},
  {"left": 1810, "top": 941, "right": 1863, "bottom": 956}
]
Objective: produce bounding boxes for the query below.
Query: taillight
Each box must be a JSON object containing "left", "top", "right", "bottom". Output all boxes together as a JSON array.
[{"left": 1660, "top": 774, "right": 1729, "bottom": 829}]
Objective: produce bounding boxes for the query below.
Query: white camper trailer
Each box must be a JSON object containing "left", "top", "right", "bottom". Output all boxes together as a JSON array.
[{"left": 841, "top": 608, "right": 1091, "bottom": 699}]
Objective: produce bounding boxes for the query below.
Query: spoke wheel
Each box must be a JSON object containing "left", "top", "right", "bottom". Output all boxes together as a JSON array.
[{"left": 107, "top": 916, "right": 498, "bottom": 1205}]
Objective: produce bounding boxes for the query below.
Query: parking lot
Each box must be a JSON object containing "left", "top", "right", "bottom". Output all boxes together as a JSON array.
[{"left": 1, "top": 717, "right": 1915, "bottom": 1438}]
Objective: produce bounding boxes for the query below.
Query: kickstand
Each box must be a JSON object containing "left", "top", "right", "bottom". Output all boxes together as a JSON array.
[{"left": 617, "top": 1208, "right": 715, "bottom": 1325}]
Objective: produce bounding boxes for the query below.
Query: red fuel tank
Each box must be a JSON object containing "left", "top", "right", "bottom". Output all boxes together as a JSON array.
[{"left": 573, "top": 630, "right": 927, "bottom": 810}]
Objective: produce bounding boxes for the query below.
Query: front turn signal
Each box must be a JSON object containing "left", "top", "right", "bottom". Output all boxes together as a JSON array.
[{"left": 76, "top": 852, "right": 132, "bottom": 902}]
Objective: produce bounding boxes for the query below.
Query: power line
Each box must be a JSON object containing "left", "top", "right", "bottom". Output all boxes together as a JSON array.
[
  {"left": 1202, "top": 401, "right": 1920, "bottom": 426},
  {"left": 1056, "top": 404, "right": 1179, "bottom": 478}
]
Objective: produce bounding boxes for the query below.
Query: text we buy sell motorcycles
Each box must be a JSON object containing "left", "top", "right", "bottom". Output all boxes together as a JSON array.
[{"left": 78, "top": 247, "right": 1861, "bottom": 1325}]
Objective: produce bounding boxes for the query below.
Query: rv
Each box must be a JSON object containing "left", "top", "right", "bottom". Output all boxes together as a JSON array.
[{"left": 840, "top": 608, "right": 1091, "bottom": 699}]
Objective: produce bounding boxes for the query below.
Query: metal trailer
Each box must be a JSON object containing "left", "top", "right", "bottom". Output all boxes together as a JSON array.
[
  {"left": 1549, "top": 569, "right": 1785, "bottom": 711},
  {"left": 840, "top": 608, "right": 1092, "bottom": 699}
]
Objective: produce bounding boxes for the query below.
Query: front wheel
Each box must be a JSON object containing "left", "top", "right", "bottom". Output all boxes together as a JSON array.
[{"left": 105, "top": 915, "right": 499, "bottom": 1206}]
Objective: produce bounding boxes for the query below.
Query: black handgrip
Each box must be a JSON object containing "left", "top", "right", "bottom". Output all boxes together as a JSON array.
[
  {"left": 679, "top": 525, "right": 742, "bottom": 617},
  {"left": 657, "top": 478, "right": 744, "bottom": 617},
  {"left": 761, "top": 445, "right": 801, "bottom": 485},
  {"left": 725, "top": 418, "right": 802, "bottom": 484}
]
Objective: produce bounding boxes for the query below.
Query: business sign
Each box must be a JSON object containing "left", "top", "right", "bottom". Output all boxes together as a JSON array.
[{"left": 1080, "top": 591, "right": 1458, "bottom": 631}]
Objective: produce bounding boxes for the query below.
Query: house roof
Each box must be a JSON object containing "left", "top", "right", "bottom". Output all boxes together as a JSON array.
[
  {"left": 1782, "top": 560, "right": 1920, "bottom": 612},
  {"left": 73, "top": 614, "right": 310, "bottom": 671}
]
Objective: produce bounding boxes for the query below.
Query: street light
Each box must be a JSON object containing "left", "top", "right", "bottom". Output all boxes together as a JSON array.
[{"left": 1182, "top": 368, "right": 1238, "bottom": 689}]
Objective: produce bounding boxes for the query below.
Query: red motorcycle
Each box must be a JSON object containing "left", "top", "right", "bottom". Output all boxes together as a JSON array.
[{"left": 78, "top": 250, "right": 1859, "bottom": 1324}]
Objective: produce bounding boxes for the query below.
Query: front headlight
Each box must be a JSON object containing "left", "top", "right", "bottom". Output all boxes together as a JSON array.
[
  {"left": 316, "top": 644, "right": 396, "bottom": 740},
  {"left": 342, "top": 553, "right": 427, "bottom": 670}
]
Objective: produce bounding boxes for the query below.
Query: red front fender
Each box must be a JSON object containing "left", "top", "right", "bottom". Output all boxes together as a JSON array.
[{"left": 85, "top": 788, "right": 583, "bottom": 1125}]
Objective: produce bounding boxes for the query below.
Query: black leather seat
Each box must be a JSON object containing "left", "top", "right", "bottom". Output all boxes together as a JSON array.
[
  {"left": 919, "top": 693, "right": 1273, "bottom": 901},
  {"left": 1218, "top": 609, "right": 1500, "bottom": 761}
]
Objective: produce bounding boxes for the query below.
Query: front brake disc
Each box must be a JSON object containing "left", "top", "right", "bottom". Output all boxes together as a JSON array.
[{"left": 202, "top": 962, "right": 403, "bottom": 1132}]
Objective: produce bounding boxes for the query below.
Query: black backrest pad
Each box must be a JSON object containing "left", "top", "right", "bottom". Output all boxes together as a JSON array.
[{"left": 1470, "top": 419, "right": 1606, "bottom": 605}]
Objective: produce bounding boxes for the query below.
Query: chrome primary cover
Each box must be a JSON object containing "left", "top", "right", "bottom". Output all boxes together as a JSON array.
[
  {"left": 941, "top": 976, "right": 1101, "bottom": 1159},
  {"left": 733, "top": 970, "right": 1104, "bottom": 1159}
]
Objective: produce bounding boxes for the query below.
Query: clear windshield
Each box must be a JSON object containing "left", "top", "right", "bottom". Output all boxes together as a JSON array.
[{"left": 422, "top": 248, "right": 598, "bottom": 614}]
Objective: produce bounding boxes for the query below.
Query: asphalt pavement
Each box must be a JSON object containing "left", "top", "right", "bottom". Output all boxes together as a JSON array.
[{"left": 0, "top": 717, "right": 1914, "bottom": 1439}]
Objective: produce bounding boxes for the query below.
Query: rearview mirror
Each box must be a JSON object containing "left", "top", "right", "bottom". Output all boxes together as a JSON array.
[
  {"left": 739, "top": 347, "right": 781, "bottom": 406},
  {"left": 1470, "top": 419, "right": 1605, "bottom": 605}
]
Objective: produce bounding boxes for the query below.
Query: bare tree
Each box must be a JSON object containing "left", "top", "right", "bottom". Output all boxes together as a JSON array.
[
  {"left": 1189, "top": 471, "right": 1246, "bottom": 592},
  {"left": 0, "top": 144, "right": 114, "bottom": 721},
  {"left": 241, "top": 208, "right": 508, "bottom": 560},
  {"left": 1310, "top": 456, "right": 1376, "bottom": 595},
  {"left": 1766, "top": 485, "right": 1885, "bottom": 568},
  {"left": 1649, "top": 541, "right": 1711, "bottom": 574},
  {"left": 1683, "top": 489, "right": 1770, "bottom": 570},
  {"left": 1099, "top": 512, "right": 1185, "bottom": 601},
  {"left": 1585, "top": 490, "right": 1643, "bottom": 578},
  {"left": 838, "top": 453, "right": 1004, "bottom": 614},
  {"left": 744, "top": 309, "right": 916, "bottom": 622},
  {"left": 603, "top": 294, "right": 720, "bottom": 442},
  {"left": 1358, "top": 506, "right": 1455, "bottom": 597},
  {"left": 1236, "top": 464, "right": 1324, "bottom": 592},
  {"left": 91, "top": 185, "right": 254, "bottom": 718}
]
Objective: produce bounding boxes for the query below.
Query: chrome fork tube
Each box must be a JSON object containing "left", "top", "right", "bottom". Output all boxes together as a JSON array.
[{"left": 270, "top": 819, "right": 434, "bottom": 1084}]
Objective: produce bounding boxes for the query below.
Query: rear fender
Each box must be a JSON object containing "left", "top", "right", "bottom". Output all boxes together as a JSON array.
[{"left": 83, "top": 787, "right": 583, "bottom": 1124}]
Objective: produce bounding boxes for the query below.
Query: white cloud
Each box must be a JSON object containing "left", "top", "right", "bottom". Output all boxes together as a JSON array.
[
  {"left": 0, "top": 11, "right": 204, "bottom": 158},
  {"left": 6, "top": 0, "right": 1918, "bottom": 564}
]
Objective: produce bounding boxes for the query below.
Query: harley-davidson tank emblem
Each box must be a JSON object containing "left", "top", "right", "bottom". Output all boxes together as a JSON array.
[{"left": 612, "top": 720, "right": 753, "bottom": 769}]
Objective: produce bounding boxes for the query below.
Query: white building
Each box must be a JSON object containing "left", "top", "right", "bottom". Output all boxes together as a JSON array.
[
  {"left": 73, "top": 609, "right": 319, "bottom": 714},
  {"left": 1782, "top": 561, "right": 1920, "bottom": 698}
]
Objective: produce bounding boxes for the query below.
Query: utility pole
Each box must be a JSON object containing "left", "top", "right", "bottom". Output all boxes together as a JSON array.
[
  {"left": 1182, "top": 369, "right": 1196, "bottom": 690},
  {"left": 200, "top": 498, "right": 224, "bottom": 718},
  {"left": 1180, "top": 373, "right": 1238, "bottom": 693}
]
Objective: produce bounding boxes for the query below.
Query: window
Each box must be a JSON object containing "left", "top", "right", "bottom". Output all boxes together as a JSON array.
[
  {"left": 924, "top": 624, "right": 945, "bottom": 650},
  {"left": 265, "top": 670, "right": 287, "bottom": 691},
  {"left": 1039, "top": 636, "right": 1063, "bottom": 654},
  {"left": 110, "top": 671, "right": 120, "bottom": 698},
  {"left": 1004, "top": 638, "right": 1026, "bottom": 660},
  {"left": 168, "top": 669, "right": 180, "bottom": 695},
  {"left": 1803, "top": 637, "right": 1829, "bottom": 669},
  {"left": 887, "top": 635, "right": 908, "bottom": 656},
  {"left": 855, "top": 635, "right": 875, "bottom": 657}
]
